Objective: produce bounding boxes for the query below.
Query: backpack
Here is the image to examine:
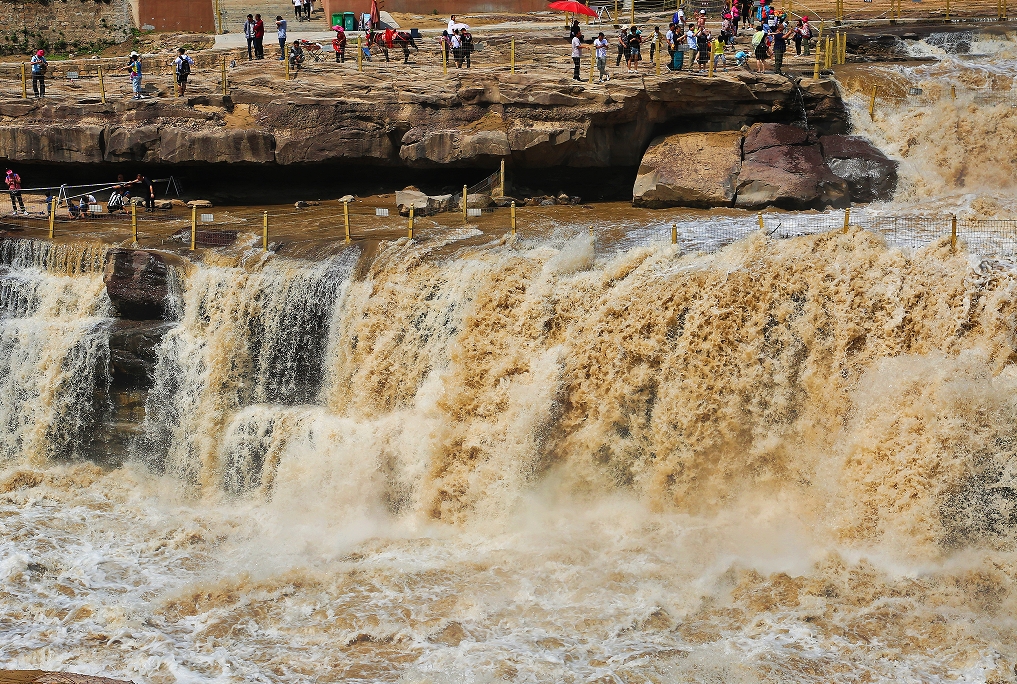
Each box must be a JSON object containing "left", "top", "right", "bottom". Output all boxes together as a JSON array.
[
  {"left": 36, "top": 58, "right": 47, "bottom": 74},
  {"left": 177, "top": 58, "right": 190, "bottom": 76}
]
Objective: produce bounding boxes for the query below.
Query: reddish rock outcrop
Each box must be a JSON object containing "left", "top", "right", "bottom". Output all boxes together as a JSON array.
[
  {"left": 103, "top": 249, "right": 170, "bottom": 320},
  {"left": 821, "top": 134, "right": 900, "bottom": 202}
]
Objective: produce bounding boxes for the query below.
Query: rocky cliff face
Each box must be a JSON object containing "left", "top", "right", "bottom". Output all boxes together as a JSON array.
[{"left": 0, "top": 72, "right": 845, "bottom": 170}]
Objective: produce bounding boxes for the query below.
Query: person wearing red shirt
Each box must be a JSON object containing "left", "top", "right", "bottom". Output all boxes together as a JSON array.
[{"left": 253, "top": 14, "right": 265, "bottom": 59}]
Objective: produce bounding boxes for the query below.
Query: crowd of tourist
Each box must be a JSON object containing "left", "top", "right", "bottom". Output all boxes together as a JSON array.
[{"left": 569, "top": 0, "right": 818, "bottom": 80}]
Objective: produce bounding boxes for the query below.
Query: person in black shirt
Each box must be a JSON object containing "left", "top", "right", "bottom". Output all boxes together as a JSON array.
[{"left": 135, "top": 174, "right": 155, "bottom": 212}]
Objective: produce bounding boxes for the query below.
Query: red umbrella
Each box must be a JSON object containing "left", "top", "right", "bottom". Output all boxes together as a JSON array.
[{"left": 547, "top": 0, "right": 598, "bottom": 17}]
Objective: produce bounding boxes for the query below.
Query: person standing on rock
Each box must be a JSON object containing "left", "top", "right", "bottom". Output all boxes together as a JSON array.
[
  {"left": 450, "top": 29, "right": 463, "bottom": 68},
  {"left": 752, "top": 24, "right": 769, "bottom": 73},
  {"left": 30, "top": 49, "right": 47, "bottom": 97},
  {"left": 571, "top": 29, "right": 587, "bottom": 80},
  {"left": 616, "top": 26, "right": 627, "bottom": 67},
  {"left": 244, "top": 14, "right": 256, "bottom": 59},
  {"left": 5, "top": 169, "right": 25, "bottom": 215},
  {"left": 593, "top": 31, "right": 609, "bottom": 82},
  {"left": 649, "top": 26, "right": 661, "bottom": 64},
  {"left": 134, "top": 174, "right": 155, "bottom": 213},
  {"left": 771, "top": 21, "right": 790, "bottom": 74},
  {"left": 686, "top": 24, "right": 698, "bottom": 71},
  {"left": 333, "top": 26, "right": 347, "bottom": 62},
  {"left": 276, "top": 16, "right": 287, "bottom": 61},
  {"left": 292, "top": 0, "right": 302, "bottom": 21},
  {"left": 254, "top": 14, "right": 266, "bottom": 59},
  {"left": 303, "top": 0, "right": 312, "bottom": 21},
  {"left": 127, "top": 51, "right": 143, "bottom": 99},
  {"left": 173, "top": 48, "right": 193, "bottom": 97}
]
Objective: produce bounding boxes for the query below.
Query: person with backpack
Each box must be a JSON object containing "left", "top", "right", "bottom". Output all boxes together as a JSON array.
[
  {"left": 5, "top": 169, "right": 25, "bottom": 215},
  {"left": 801, "top": 16, "right": 813, "bottom": 56},
  {"left": 30, "top": 49, "right": 47, "bottom": 97},
  {"left": 173, "top": 48, "right": 193, "bottom": 97},
  {"left": 127, "top": 51, "right": 143, "bottom": 99}
]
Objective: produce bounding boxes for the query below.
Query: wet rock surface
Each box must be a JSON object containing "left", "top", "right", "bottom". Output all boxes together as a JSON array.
[
  {"left": 103, "top": 249, "right": 169, "bottom": 320},
  {"left": 821, "top": 134, "right": 900, "bottom": 202},
  {"left": 632, "top": 132, "right": 742, "bottom": 208}
]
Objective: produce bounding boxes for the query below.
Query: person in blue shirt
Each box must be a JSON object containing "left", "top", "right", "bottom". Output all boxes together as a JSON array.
[
  {"left": 127, "top": 51, "right": 143, "bottom": 99},
  {"left": 31, "top": 49, "right": 47, "bottom": 97},
  {"left": 276, "top": 16, "right": 287, "bottom": 61}
]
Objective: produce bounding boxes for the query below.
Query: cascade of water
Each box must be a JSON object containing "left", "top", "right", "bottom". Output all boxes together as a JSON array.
[
  {"left": 136, "top": 249, "right": 359, "bottom": 488},
  {"left": 0, "top": 239, "right": 112, "bottom": 464}
]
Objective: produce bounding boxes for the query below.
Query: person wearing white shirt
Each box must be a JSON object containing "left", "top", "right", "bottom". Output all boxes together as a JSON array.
[
  {"left": 571, "top": 30, "right": 587, "bottom": 80},
  {"left": 292, "top": 0, "right": 302, "bottom": 21},
  {"left": 593, "top": 31, "right": 609, "bottom": 82}
]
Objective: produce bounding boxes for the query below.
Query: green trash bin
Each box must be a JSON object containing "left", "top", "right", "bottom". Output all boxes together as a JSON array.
[
  {"left": 342, "top": 11, "right": 356, "bottom": 30},
  {"left": 331, "top": 12, "right": 342, "bottom": 27}
]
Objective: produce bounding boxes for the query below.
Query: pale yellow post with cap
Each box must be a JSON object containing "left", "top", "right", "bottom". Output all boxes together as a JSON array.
[
  {"left": 462, "top": 185, "right": 468, "bottom": 221},
  {"left": 408, "top": 205, "right": 414, "bottom": 239},
  {"left": 671, "top": 223, "right": 677, "bottom": 245},
  {"left": 343, "top": 201, "right": 351, "bottom": 243},
  {"left": 262, "top": 211, "right": 268, "bottom": 249},
  {"left": 190, "top": 205, "right": 197, "bottom": 250},
  {"left": 951, "top": 215, "right": 957, "bottom": 251},
  {"left": 130, "top": 202, "right": 137, "bottom": 242},
  {"left": 21, "top": 64, "right": 27, "bottom": 99},
  {"left": 510, "top": 38, "right": 515, "bottom": 73},
  {"left": 358, "top": 37, "right": 363, "bottom": 71},
  {"left": 510, "top": 201, "right": 516, "bottom": 235},
  {"left": 842, "top": 206, "right": 850, "bottom": 233},
  {"left": 757, "top": 212, "right": 765, "bottom": 232},
  {"left": 222, "top": 56, "right": 228, "bottom": 96},
  {"left": 98, "top": 65, "right": 106, "bottom": 104},
  {"left": 812, "top": 42, "right": 821, "bottom": 79},
  {"left": 869, "top": 85, "right": 878, "bottom": 120},
  {"left": 48, "top": 198, "right": 55, "bottom": 239}
]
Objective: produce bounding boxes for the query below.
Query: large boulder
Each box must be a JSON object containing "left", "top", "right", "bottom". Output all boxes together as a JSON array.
[
  {"left": 821, "top": 134, "right": 899, "bottom": 202},
  {"left": 736, "top": 143, "right": 850, "bottom": 209},
  {"left": 743, "top": 122, "right": 812, "bottom": 154},
  {"left": 103, "top": 249, "right": 169, "bottom": 320},
  {"left": 632, "top": 132, "right": 743, "bottom": 208},
  {"left": 108, "top": 320, "right": 174, "bottom": 386}
]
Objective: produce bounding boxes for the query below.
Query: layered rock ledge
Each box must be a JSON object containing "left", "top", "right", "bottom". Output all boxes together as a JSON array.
[{"left": 0, "top": 71, "right": 845, "bottom": 170}]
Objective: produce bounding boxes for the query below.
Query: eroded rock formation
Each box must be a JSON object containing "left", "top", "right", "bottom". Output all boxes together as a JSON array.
[
  {"left": 633, "top": 123, "right": 897, "bottom": 210},
  {"left": 0, "top": 72, "right": 845, "bottom": 170}
]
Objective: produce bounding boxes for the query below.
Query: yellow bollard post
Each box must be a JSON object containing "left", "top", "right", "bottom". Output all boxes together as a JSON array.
[
  {"left": 510, "top": 38, "right": 515, "bottom": 74},
  {"left": 757, "top": 212, "right": 765, "bottom": 232},
  {"left": 262, "top": 211, "right": 268, "bottom": 249},
  {"left": 285, "top": 46, "right": 290, "bottom": 80},
  {"left": 499, "top": 159, "right": 506, "bottom": 197},
  {"left": 222, "top": 56, "right": 227, "bottom": 96},
  {"left": 48, "top": 198, "right": 55, "bottom": 239},
  {"left": 869, "top": 85, "right": 878, "bottom": 120},
  {"left": 343, "top": 201, "right": 351, "bottom": 243},
  {"left": 589, "top": 44, "right": 596, "bottom": 83},
  {"left": 462, "top": 185, "right": 468, "bottom": 221},
  {"left": 951, "top": 215, "right": 957, "bottom": 251},
  {"left": 825, "top": 36, "right": 832, "bottom": 69},
  {"left": 408, "top": 204, "right": 414, "bottom": 239},
  {"left": 614, "top": 0, "right": 619, "bottom": 24},
  {"left": 951, "top": 84, "right": 956, "bottom": 99},
  {"left": 813, "top": 42, "right": 822, "bottom": 78},
  {"left": 442, "top": 39, "right": 447, "bottom": 75},
  {"left": 671, "top": 223, "right": 677, "bottom": 245},
  {"left": 629, "top": 0, "right": 634, "bottom": 28},
  {"left": 708, "top": 48, "right": 715, "bottom": 77},
  {"left": 130, "top": 202, "right": 137, "bottom": 242},
  {"left": 98, "top": 65, "right": 106, "bottom": 104},
  {"left": 358, "top": 37, "right": 363, "bottom": 72},
  {"left": 510, "top": 201, "right": 516, "bottom": 235},
  {"left": 842, "top": 33, "right": 847, "bottom": 63},
  {"left": 21, "top": 63, "right": 27, "bottom": 99},
  {"left": 190, "top": 205, "right": 196, "bottom": 250},
  {"left": 655, "top": 36, "right": 661, "bottom": 76},
  {"left": 843, "top": 206, "right": 850, "bottom": 233},
  {"left": 946, "top": 0, "right": 950, "bottom": 21}
]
